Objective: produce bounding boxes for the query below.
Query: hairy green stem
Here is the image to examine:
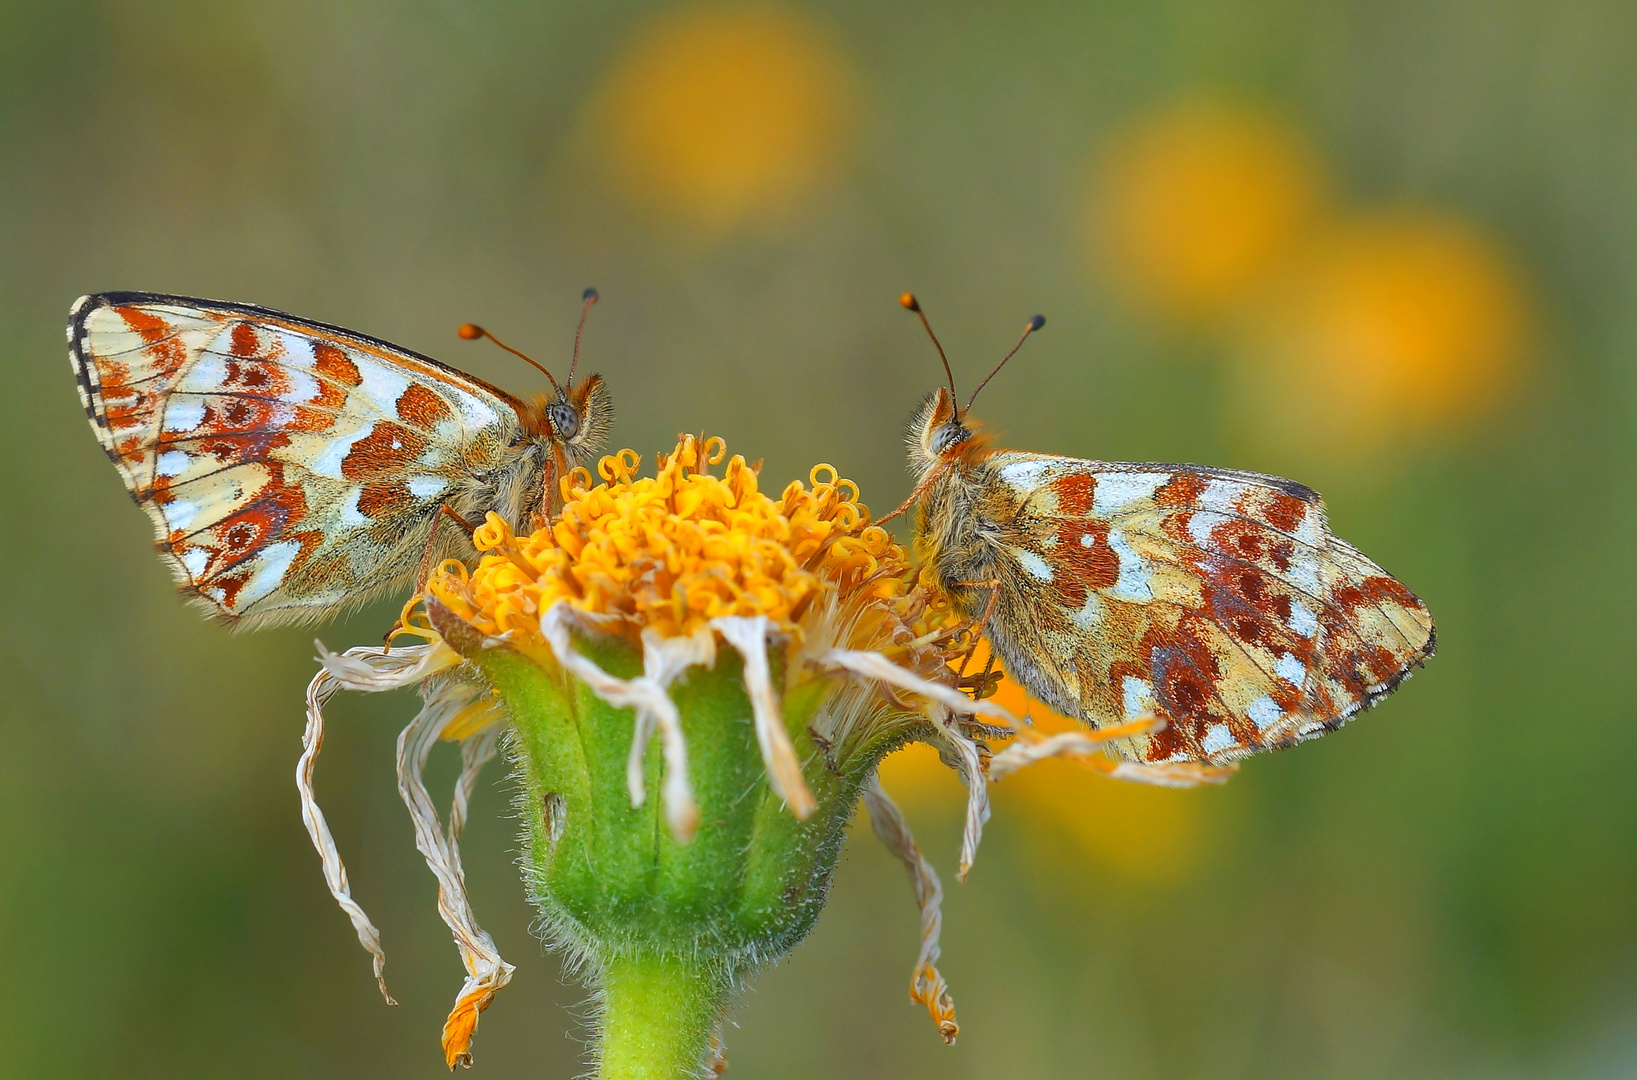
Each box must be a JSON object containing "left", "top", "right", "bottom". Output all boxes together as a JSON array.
[{"left": 597, "top": 951, "right": 729, "bottom": 1080}]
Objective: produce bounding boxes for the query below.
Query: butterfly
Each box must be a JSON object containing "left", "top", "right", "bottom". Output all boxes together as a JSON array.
[
  {"left": 885, "top": 293, "right": 1434, "bottom": 771},
  {"left": 68, "top": 290, "right": 613, "bottom": 630}
]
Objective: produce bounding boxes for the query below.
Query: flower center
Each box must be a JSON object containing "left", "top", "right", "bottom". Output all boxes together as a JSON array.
[{"left": 427, "top": 434, "right": 910, "bottom": 641}]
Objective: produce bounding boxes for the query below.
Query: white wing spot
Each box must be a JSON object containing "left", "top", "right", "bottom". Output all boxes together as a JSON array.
[
  {"left": 445, "top": 386, "right": 499, "bottom": 431},
  {"left": 1122, "top": 675, "right": 1155, "bottom": 720},
  {"left": 163, "top": 399, "right": 206, "bottom": 433},
  {"left": 1014, "top": 549, "right": 1053, "bottom": 582},
  {"left": 164, "top": 500, "right": 200, "bottom": 533},
  {"left": 1292, "top": 507, "right": 1323, "bottom": 546},
  {"left": 1202, "top": 723, "right": 1236, "bottom": 754},
  {"left": 1093, "top": 472, "right": 1168, "bottom": 516},
  {"left": 1247, "top": 695, "right": 1283, "bottom": 731},
  {"left": 997, "top": 459, "right": 1054, "bottom": 489},
  {"left": 236, "top": 541, "right": 301, "bottom": 608},
  {"left": 276, "top": 330, "right": 317, "bottom": 369},
  {"left": 338, "top": 487, "right": 370, "bottom": 529},
  {"left": 281, "top": 367, "right": 321, "bottom": 404},
  {"left": 354, "top": 356, "right": 412, "bottom": 417},
  {"left": 310, "top": 422, "right": 376, "bottom": 479},
  {"left": 155, "top": 450, "right": 191, "bottom": 477},
  {"left": 407, "top": 476, "right": 448, "bottom": 500},
  {"left": 1107, "top": 528, "right": 1154, "bottom": 602},
  {"left": 187, "top": 353, "right": 229, "bottom": 391},
  {"left": 1079, "top": 532, "right": 1097, "bottom": 548},
  {"left": 1289, "top": 598, "right": 1321, "bottom": 639},
  {"left": 1199, "top": 479, "right": 1241, "bottom": 514},
  {"left": 180, "top": 546, "right": 209, "bottom": 579},
  {"left": 1188, "top": 509, "right": 1220, "bottom": 547},
  {"left": 1275, "top": 652, "right": 1306, "bottom": 687}
]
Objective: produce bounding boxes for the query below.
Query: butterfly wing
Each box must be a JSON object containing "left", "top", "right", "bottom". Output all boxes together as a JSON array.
[
  {"left": 978, "top": 453, "right": 1434, "bottom": 765},
  {"left": 69, "top": 292, "right": 539, "bottom": 628}
]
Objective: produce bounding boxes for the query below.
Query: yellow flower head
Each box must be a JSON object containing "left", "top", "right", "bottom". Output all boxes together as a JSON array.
[
  {"left": 422, "top": 435, "right": 910, "bottom": 644},
  {"left": 427, "top": 435, "right": 907, "bottom": 642}
]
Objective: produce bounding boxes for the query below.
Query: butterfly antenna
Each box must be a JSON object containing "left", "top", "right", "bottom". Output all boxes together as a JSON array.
[
  {"left": 900, "top": 293, "right": 957, "bottom": 405},
  {"left": 567, "top": 287, "right": 598, "bottom": 388},
  {"left": 965, "top": 313, "right": 1045, "bottom": 415},
  {"left": 458, "top": 323, "right": 563, "bottom": 396}
]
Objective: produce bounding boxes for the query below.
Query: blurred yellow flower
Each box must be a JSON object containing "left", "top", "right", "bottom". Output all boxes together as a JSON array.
[
  {"left": 1093, "top": 99, "right": 1324, "bottom": 321},
  {"left": 590, "top": 7, "right": 855, "bottom": 232},
  {"left": 1243, "top": 211, "right": 1531, "bottom": 447}
]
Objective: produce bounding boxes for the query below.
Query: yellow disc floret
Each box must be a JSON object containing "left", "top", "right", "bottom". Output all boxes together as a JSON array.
[{"left": 427, "top": 435, "right": 909, "bottom": 641}]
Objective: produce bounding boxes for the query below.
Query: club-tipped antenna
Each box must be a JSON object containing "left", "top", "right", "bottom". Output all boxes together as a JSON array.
[
  {"left": 964, "top": 314, "right": 1045, "bottom": 415},
  {"left": 900, "top": 293, "right": 957, "bottom": 405},
  {"left": 458, "top": 322, "right": 563, "bottom": 396},
  {"left": 568, "top": 287, "right": 598, "bottom": 388}
]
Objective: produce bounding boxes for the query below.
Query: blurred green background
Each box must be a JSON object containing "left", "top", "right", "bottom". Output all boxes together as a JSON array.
[{"left": 4, "top": 1, "right": 1636, "bottom": 1077}]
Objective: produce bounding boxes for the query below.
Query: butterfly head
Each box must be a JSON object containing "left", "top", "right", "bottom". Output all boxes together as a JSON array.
[
  {"left": 908, "top": 386, "right": 976, "bottom": 477},
  {"left": 460, "top": 289, "right": 613, "bottom": 463},
  {"left": 532, "top": 373, "right": 613, "bottom": 460}
]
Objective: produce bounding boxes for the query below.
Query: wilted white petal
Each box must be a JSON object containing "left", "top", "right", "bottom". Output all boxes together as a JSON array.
[
  {"left": 714, "top": 615, "right": 815, "bottom": 819},
  {"left": 861, "top": 775, "right": 958, "bottom": 1044},
  {"left": 925, "top": 707, "right": 990, "bottom": 882},
  {"left": 817, "top": 648, "right": 1017, "bottom": 727},
  {"left": 316, "top": 639, "right": 460, "bottom": 691},
  {"left": 449, "top": 724, "right": 503, "bottom": 862},
  {"left": 299, "top": 655, "right": 395, "bottom": 1004},
  {"left": 396, "top": 682, "right": 515, "bottom": 1068},
  {"left": 540, "top": 604, "right": 704, "bottom": 840},
  {"left": 989, "top": 728, "right": 1132, "bottom": 781}
]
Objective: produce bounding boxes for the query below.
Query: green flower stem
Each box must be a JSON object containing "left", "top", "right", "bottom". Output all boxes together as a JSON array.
[
  {"left": 450, "top": 622, "right": 897, "bottom": 1078},
  {"left": 598, "top": 950, "right": 728, "bottom": 1080}
]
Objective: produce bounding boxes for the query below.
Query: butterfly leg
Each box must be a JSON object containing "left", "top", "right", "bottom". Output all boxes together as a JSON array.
[
  {"left": 384, "top": 505, "right": 480, "bottom": 648},
  {"left": 952, "top": 580, "right": 1003, "bottom": 686}
]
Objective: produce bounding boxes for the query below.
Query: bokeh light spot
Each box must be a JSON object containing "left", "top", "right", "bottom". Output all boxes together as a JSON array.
[
  {"left": 591, "top": 7, "right": 855, "bottom": 232},
  {"left": 1093, "top": 99, "right": 1324, "bottom": 321},
  {"left": 1243, "top": 212, "right": 1531, "bottom": 446}
]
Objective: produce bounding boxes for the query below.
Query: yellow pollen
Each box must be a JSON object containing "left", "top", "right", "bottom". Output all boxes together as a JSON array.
[{"left": 427, "top": 435, "right": 909, "bottom": 641}]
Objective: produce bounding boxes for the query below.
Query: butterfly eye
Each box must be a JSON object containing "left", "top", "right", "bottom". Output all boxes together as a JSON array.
[
  {"left": 930, "top": 421, "right": 968, "bottom": 456},
  {"left": 547, "top": 401, "right": 581, "bottom": 441}
]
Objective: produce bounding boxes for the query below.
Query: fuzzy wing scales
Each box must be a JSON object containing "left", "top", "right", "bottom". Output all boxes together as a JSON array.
[
  {"left": 989, "top": 453, "right": 1434, "bottom": 766},
  {"left": 69, "top": 292, "right": 531, "bottom": 627}
]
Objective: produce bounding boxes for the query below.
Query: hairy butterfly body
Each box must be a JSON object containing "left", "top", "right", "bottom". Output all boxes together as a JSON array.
[
  {"left": 68, "top": 291, "right": 612, "bottom": 629},
  {"left": 892, "top": 295, "right": 1434, "bottom": 771}
]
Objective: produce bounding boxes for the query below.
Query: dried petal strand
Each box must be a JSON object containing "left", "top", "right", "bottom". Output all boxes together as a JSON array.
[
  {"left": 396, "top": 683, "right": 515, "bottom": 1069},
  {"left": 987, "top": 717, "right": 1164, "bottom": 781},
  {"left": 817, "top": 648, "right": 1018, "bottom": 726},
  {"left": 541, "top": 604, "right": 704, "bottom": 840},
  {"left": 861, "top": 775, "right": 958, "bottom": 1044},
  {"left": 925, "top": 707, "right": 991, "bottom": 882},
  {"left": 300, "top": 648, "right": 400, "bottom": 1005}
]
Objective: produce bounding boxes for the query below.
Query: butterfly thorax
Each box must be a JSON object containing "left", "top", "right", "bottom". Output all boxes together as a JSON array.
[{"left": 907, "top": 390, "right": 1013, "bottom": 618}]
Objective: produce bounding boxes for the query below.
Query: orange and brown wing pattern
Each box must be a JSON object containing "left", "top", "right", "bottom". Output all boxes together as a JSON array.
[
  {"left": 987, "top": 452, "right": 1434, "bottom": 766},
  {"left": 69, "top": 292, "right": 532, "bottom": 627}
]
